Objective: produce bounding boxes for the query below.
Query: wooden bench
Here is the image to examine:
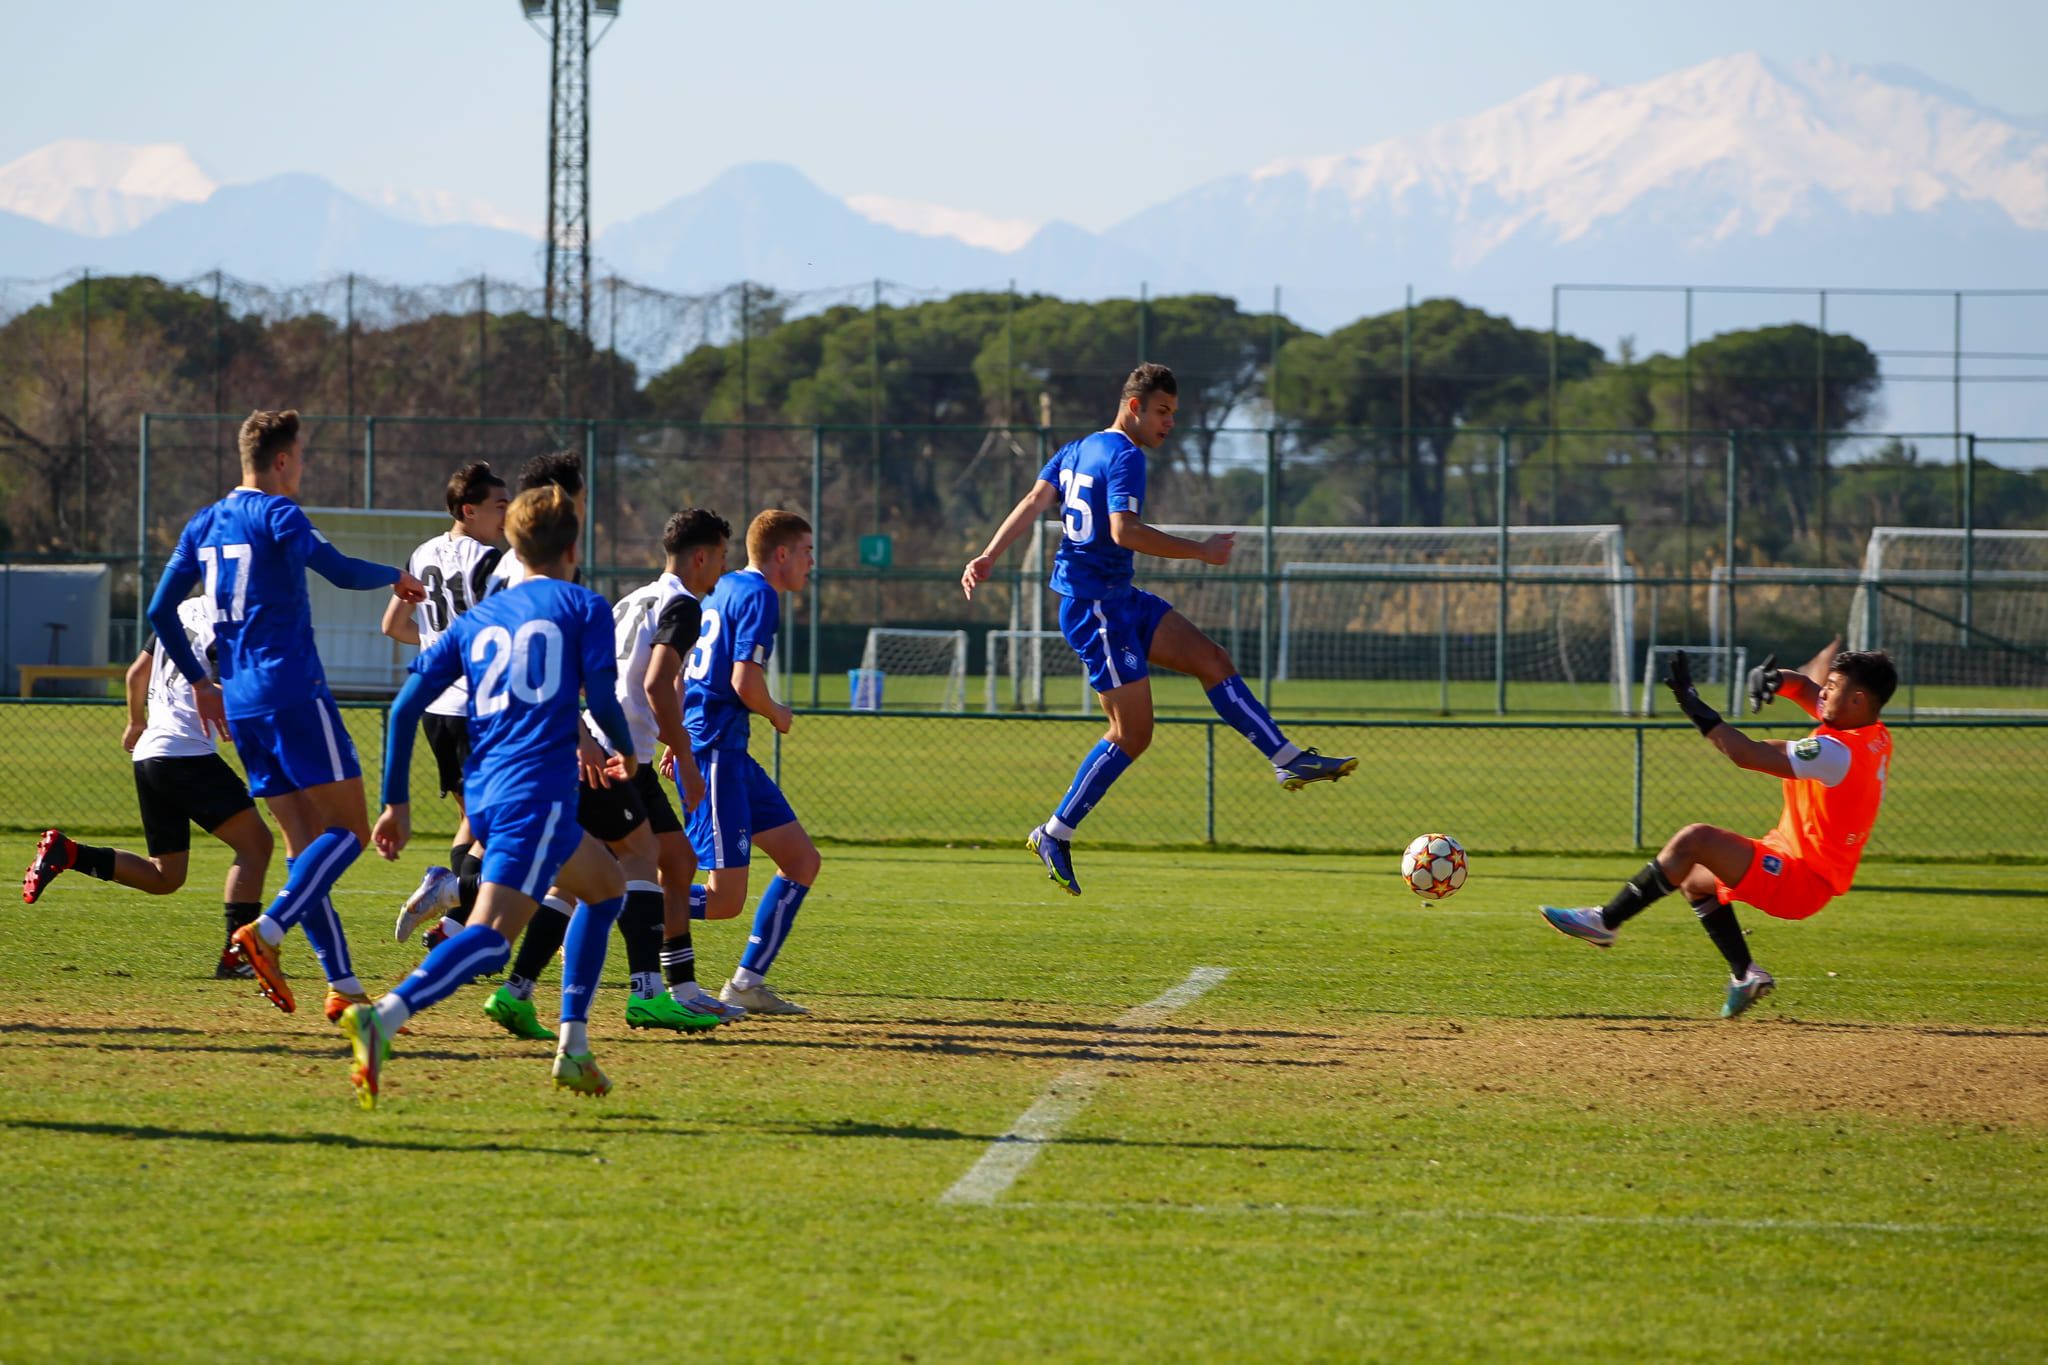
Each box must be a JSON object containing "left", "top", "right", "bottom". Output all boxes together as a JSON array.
[{"left": 17, "top": 664, "right": 127, "bottom": 697}]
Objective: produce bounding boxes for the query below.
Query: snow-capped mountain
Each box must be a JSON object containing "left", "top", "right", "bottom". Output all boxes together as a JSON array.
[
  {"left": 0, "top": 139, "right": 217, "bottom": 237},
  {"left": 5, "top": 54, "right": 2046, "bottom": 309},
  {"left": 1104, "top": 53, "right": 2048, "bottom": 295}
]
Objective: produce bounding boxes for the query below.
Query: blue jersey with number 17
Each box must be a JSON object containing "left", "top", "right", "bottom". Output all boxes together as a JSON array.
[
  {"left": 684, "top": 568, "right": 778, "bottom": 753},
  {"left": 407, "top": 577, "right": 616, "bottom": 810},
  {"left": 1039, "top": 430, "right": 1146, "bottom": 601}
]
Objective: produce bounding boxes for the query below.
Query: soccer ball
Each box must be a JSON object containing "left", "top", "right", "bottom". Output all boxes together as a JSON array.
[{"left": 1401, "top": 833, "right": 1468, "bottom": 900}]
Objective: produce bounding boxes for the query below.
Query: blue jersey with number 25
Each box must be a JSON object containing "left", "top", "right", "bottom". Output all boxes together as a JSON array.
[
  {"left": 408, "top": 577, "right": 616, "bottom": 810},
  {"left": 1039, "top": 430, "right": 1146, "bottom": 601}
]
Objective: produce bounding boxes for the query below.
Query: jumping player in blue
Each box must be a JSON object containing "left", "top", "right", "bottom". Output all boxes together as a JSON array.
[
  {"left": 347, "top": 485, "right": 635, "bottom": 1108},
  {"left": 145, "top": 409, "right": 426, "bottom": 1016},
  {"left": 678, "top": 508, "right": 822, "bottom": 1016},
  {"left": 963, "top": 364, "right": 1356, "bottom": 895}
]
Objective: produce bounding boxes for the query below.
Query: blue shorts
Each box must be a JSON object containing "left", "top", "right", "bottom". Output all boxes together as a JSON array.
[
  {"left": 1058, "top": 589, "right": 1175, "bottom": 694},
  {"left": 687, "top": 748, "right": 796, "bottom": 870},
  {"left": 470, "top": 796, "right": 587, "bottom": 901},
  {"left": 230, "top": 691, "right": 361, "bottom": 798}
]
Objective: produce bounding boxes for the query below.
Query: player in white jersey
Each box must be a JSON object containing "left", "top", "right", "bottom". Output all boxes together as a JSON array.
[
  {"left": 594, "top": 508, "right": 733, "bottom": 1020},
  {"left": 22, "top": 595, "right": 276, "bottom": 978},
  {"left": 382, "top": 462, "right": 508, "bottom": 945}
]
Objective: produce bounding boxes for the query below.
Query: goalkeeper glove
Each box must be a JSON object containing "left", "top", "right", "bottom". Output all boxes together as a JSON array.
[
  {"left": 1664, "top": 650, "right": 1724, "bottom": 738},
  {"left": 1745, "top": 653, "right": 1782, "bottom": 713}
]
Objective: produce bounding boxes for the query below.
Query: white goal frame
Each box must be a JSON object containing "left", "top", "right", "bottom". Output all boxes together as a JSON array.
[
  {"left": 857, "top": 628, "right": 968, "bottom": 713},
  {"left": 984, "top": 628, "right": 1091, "bottom": 714}
]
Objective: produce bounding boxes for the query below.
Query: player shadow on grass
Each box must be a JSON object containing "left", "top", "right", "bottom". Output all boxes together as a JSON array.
[
  {"left": 0, "top": 1035, "right": 492, "bottom": 1062},
  {"left": 0, "top": 1022, "right": 204, "bottom": 1036},
  {"left": 717, "top": 1033, "right": 1344, "bottom": 1068},
  {"left": 738, "top": 1115, "right": 1366, "bottom": 1154},
  {"left": 1, "top": 1117, "right": 595, "bottom": 1158}
]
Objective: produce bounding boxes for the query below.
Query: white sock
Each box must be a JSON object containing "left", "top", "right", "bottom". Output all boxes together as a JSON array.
[
  {"left": 630, "top": 971, "right": 662, "bottom": 998},
  {"left": 558, "top": 1020, "right": 589, "bottom": 1054},
  {"left": 256, "top": 915, "right": 285, "bottom": 947},
  {"left": 1044, "top": 817, "right": 1078, "bottom": 841},
  {"left": 1271, "top": 741, "right": 1302, "bottom": 767},
  {"left": 542, "top": 894, "right": 573, "bottom": 917},
  {"left": 374, "top": 995, "right": 412, "bottom": 1033},
  {"left": 327, "top": 975, "right": 364, "bottom": 998},
  {"left": 731, "top": 967, "right": 764, "bottom": 991},
  {"left": 437, "top": 914, "right": 465, "bottom": 937}
]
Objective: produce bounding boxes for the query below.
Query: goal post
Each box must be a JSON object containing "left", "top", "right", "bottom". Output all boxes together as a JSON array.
[
  {"left": 1639, "top": 644, "right": 1746, "bottom": 717},
  {"left": 984, "top": 628, "right": 1091, "bottom": 714},
  {"left": 857, "top": 628, "right": 968, "bottom": 713},
  {"left": 1846, "top": 527, "right": 2048, "bottom": 713}
]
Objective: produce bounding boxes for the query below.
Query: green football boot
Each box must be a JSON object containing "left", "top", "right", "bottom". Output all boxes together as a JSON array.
[
  {"left": 625, "top": 992, "right": 721, "bottom": 1033},
  {"left": 552, "top": 1051, "right": 613, "bottom": 1098},
  {"left": 483, "top": 985, "right": 556, "bottom": 1042}
]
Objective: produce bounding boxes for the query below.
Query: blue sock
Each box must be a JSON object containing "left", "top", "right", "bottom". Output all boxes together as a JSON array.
[
  {"left": 1205, "top": 675, "right": 1296, "bottom": 762},
  {"left": 263, "top": 827, "right": 363, "bottom": 932},
  {"left": 738, "top": 876, "right": 808, "bottom": 977},
  {"left": 560, "top": 895, "right": 625, "bottom": 1024},
  {"left": 392, "top": 925, "right": 509, "bottom": 1014},
  {"left": 1048, "top": 739, "right": 1135, "bottom": 838},
  {"left": 300, "top": 897, "right": 354, "bottom": 985},
  {"left": 688, "top": 883, "right": 707, "bottom": 920}
]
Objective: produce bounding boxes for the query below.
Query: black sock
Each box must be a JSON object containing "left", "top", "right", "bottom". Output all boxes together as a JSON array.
[
  {"left": 457, "top": 872, "right": 481, "bottom": 915},
  {"left": 223, "top": 901, "right": 261, "bottom": 944},
  {"left": 617, "top": 885, "right": 665, "bottom": 996},
  {"left": 448, "top": 841, "right": 471, "bottom": 875},
  {"left": 1600, "top": 860, "right": 1675, "bottom": 929},
  {"left": 1693, "top": 897, "right": 1754, "bottom": 978},
  {"left": 508, "top": 903, "right": 571, "bottom": 984},
  {"left": 459, "top": 849, "right": 484, "bottom": 882},
  {"left": 71, "top": 842, "right": 116, "bottom": 881},
  {"left": 662, "top": 931, "right": 697, "bottom": 987}
]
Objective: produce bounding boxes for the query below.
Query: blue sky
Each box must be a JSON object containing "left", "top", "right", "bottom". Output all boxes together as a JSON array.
[{"left": 3, "top": 0, "right": 2043, "bottom": 231}]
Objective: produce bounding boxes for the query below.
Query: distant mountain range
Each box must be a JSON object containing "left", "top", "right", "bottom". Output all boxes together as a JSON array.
[{"left": 4, "top": 53, "right": 2046, "bottom": 328}]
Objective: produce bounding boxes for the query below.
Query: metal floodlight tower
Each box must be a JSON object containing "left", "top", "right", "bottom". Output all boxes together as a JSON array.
[{"left": 523, "top": 0, "right": 618, "bottom": 415}]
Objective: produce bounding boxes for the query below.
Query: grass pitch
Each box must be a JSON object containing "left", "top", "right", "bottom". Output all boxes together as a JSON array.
[{"left": 0, "top": 842, "right": 2042, "bottom": 1361}]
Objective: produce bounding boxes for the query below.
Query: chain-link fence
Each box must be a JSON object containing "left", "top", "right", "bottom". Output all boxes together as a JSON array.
[{"left": 3, "top": 700, "right": 2040, "bottom": 862}]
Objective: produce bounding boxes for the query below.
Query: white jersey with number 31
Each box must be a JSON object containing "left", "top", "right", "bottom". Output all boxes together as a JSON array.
[{"left": 406, "top": 532, "right": 502, "bottom": 717}]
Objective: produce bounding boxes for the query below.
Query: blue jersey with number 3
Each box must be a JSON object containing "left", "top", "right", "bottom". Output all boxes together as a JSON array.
[
  {"left": 683, "top": 568, "right": 778, "bottom": 753},
  {"left": 1039, "top": 430, "right": 1146, "bottom": 600},
  {"left": 408, "top": 577, "right": 616, "bottom": 809}
]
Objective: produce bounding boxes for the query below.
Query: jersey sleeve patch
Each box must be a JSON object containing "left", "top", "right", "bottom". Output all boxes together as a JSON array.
[{"left": 1785, "top": 734, "right": 1853, "bottom": 788}]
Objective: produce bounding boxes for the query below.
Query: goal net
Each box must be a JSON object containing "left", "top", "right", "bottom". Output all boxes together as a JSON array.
[
  {"left": 857, "top": 628, "right": 968, "bottom": 712},
  {"left": 304, "top": 507, "right": 446, "bottom": 692},
  {"left": 1847, "top": 527, "right": 2048, "bottom": 713},
  {"left": 1026, "top": 522, "right": 1633, "bottom": 712},
  {"left": 984, "top": 628, "right": 1091, "bottom": 714},
  {"left": 1640, "top": 644, "right": 1745, "bottom": 717}
]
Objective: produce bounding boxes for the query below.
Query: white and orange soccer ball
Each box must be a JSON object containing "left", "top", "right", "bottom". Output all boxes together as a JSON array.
[{"left": 1401, "top": 833, "right": 1468, "bottom": 900}]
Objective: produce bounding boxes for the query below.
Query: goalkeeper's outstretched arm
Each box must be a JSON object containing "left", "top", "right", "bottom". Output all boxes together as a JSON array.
[{"left": 961, "top": 481, "right": 1059, "bottom": 600}]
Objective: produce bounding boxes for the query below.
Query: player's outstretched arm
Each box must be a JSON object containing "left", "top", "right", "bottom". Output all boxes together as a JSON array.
[
  {"left": 963, "top": 481, "right": 1060, "bottom": 599},
  {"left": 1667, "top": 650, "right": 1796, "bottom": 778},
  {"left": 376, "top": 671, "right": 435, "bottom": 858},
  {"left": 1109, "top": 514, "right": 1233, "bottom": 566}
]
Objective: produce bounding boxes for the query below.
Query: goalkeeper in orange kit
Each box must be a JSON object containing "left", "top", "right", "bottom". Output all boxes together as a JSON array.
[{"left": 1540, "top": 639, "right": 1896, "bottom": 1018}]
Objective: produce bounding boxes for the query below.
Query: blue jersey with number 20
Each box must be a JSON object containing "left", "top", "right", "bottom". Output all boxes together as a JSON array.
[
  {"left": 1039, "top": 430, "right": 1146, "bottom": 601},
  {"left": 408, "top": 577, "right": 616, "bottom": 810},
  {"left": 684, "top": 568, "right": 778, "bottom": 753}
]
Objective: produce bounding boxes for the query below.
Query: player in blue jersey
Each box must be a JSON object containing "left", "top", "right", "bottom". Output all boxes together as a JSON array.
[
  {"left": 346, "top": 485, "right": 636, "bottom": 1108},
  {"left": 677, "top": 508, "right": 821, "bottom": 1016},
  {"left": 963, "top": 364, "right": 1356, "bottom": 896},
  {"left": 145, "top": 409, "right": 426, "bottom": 1016}
]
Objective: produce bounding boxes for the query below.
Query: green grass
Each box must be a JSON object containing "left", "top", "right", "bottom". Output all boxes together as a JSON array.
[
  {"left": 7, "top": 701, "right": 2047, "bottom": 859},
  {"left": 1, "top": 844, "right": 2043, "bottom": 1360}
]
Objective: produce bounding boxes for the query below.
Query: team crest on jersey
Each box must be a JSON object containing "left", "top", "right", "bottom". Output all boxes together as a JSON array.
[{"left": 1761, "top": 853, "right": 1783, "bottom": 876}]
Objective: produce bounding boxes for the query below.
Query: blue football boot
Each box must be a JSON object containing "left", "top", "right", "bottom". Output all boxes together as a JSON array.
[
  {"left": 1721, "top": 966, "right": 1776, "bottom": 1019},
  {"left": 1275, "top": 748, "right": 1359, "bottom": 791},
  {"left": 1027, "top": 825, "right": 1080, "bottom": 897},
  {"left": 1540, "top": 905, "right": 1617, "bottom": 948}
]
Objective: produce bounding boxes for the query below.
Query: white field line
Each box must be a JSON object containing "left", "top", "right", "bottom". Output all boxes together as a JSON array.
[
  {"left": 937, "top": 966, "right": 1230, "bottom": 1207},
  {"left": 999, "top": 1199, "right": 2048, "bottom": 1241}
]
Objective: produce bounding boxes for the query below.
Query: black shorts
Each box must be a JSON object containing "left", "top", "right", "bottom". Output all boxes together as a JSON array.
[
  {"left": 133, "top": 755, "right": 256, "bottom": 857},
  {"left": 422, "top": 713, "right": 471, "bottom": 799},
  {"left": 576, "top": 763, "right": 681, "bottom": 844}
]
